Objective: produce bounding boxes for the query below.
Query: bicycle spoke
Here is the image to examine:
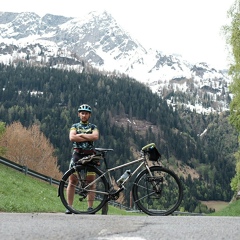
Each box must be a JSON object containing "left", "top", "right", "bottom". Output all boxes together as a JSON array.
[
  {"left": 132, "top": 166, "right": 183, "bottom": 216},
  {"left": 59, "top": 165, "right": 108, "bottom": 214}
]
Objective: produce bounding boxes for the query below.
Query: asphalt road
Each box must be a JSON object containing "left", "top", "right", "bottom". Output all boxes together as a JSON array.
[{"left": 1, "top": 213, "right": 240, "bottom": 240}]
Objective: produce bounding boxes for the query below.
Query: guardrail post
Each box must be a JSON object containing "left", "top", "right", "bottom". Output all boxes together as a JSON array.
[
  {"left": 49, "top": 177, "right": 52, "bottom": 185},
  {"left": 23, "top": 166, "right": 28, "bottom": 175}
]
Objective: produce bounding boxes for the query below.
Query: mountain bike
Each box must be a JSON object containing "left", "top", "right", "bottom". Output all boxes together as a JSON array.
[{"left": 58, "top": 143, "right": 183, "bottom": 216}]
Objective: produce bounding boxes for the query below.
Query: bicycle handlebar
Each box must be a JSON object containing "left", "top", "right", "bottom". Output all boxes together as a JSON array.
[{"left": 141, "top": 143, "right": 156, "bottom": 151}]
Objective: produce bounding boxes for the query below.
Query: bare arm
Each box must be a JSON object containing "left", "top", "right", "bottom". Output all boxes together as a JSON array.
[{"left": 69, "top": 129, "right": 99, "bottom": 142}]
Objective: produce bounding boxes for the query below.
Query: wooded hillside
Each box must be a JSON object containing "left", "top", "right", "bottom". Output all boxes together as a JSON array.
[{"left": 0, "top": 63, "right": 237, "bottom": 212}]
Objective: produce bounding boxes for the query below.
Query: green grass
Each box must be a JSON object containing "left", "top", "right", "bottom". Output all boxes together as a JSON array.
[
  {"left": 209, "top": 200, "right": 240, "bottom": 216},
  {"left": 0, "top": 164, "right": 140, "bottom": 215},
  {"left": 0, "top": 164, "right": 65, "bottom": 213},
  {"left": 2, "top": 163, "right": 240, "bottom": 216}
]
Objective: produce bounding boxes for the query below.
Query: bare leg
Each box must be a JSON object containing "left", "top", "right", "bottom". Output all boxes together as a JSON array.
[
  {"left": 66, "top": 174, "right": 78, "bottom": 206},
  {"left": 86, "top": 173, "right": 96, "bottom": 208}
]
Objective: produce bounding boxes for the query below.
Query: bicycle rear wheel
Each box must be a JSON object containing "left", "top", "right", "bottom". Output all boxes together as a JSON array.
[
  {"left": 132, "top": 166, "right": 183, "bottom": 216},
  {"left": 58, "top": 165, "right": 109, "bottom": 214}
]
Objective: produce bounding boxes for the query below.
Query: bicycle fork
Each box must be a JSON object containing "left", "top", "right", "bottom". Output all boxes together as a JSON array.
[{"left": 145, "top": 165, "right": 163, "bottom": 195}]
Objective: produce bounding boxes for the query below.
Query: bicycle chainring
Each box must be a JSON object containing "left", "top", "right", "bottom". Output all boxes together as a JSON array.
[{"left": 108, "top": 188, "right": 120, "bottom": 200}]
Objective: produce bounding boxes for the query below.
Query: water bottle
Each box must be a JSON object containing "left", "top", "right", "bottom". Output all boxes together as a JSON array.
[{"left": 117, "top": 170, "right": 131, "bottom": 186}]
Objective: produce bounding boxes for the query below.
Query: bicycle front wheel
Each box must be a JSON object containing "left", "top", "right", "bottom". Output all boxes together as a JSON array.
[
  {"left": 58, "top": 165, "right": 109, "bottom": 214},
  {"left": 132, "top": 166, "right": 183, "bottom": 216}
]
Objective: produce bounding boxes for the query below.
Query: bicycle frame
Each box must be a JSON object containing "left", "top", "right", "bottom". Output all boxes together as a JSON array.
[
  {"left": 76, "top": 153, "right": 153, "bottom": 196},
  {"left": 59, "top": 143, "right": 183, "bottom": 216}
]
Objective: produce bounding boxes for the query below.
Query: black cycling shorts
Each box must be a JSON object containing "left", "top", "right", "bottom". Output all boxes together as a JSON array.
[{"left": 69, "top": 151, "right": 89, "bottom": 169}]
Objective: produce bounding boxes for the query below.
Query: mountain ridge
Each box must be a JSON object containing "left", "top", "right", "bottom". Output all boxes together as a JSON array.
[{"left": 0, "top": 11, "right": 231, "bottom": 113}]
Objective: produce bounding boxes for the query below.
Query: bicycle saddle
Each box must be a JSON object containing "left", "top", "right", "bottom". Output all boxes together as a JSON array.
[{"left": 95, "top": 148, "right": 113, "bottom": 152}]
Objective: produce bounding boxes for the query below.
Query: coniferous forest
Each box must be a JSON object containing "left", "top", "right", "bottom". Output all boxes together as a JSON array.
[{"left": 0, "top": 63, "right": 238, "bottom": 213}]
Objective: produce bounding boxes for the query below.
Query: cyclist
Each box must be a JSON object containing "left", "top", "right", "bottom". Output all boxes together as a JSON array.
[{"left": 65, "top": 104, "right": 99, "bottom": 214}]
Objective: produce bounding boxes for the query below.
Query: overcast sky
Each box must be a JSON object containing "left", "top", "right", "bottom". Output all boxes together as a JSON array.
[{"left": 1, "top": 0, "right": 235, "bottom": 69}]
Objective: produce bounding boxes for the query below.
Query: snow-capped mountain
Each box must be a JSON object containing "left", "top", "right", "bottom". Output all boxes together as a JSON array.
[{"left": 0, "top": 11, "right": 231, "bottom": 113}]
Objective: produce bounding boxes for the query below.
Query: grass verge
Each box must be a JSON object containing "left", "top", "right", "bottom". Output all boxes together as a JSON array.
[
  {"left": 209, "top": 200, "right": 240, "bottom": 216},
  {"left": 0, "top": 164, "right": 140, "bottom": 215},
  {"left": 2, "top": 163, "right": 240, "bottom": 216}
]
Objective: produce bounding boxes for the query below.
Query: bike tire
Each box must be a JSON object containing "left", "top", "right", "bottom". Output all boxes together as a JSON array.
[
  {"left": 58, "top": 165, "right": 109, "bottom": 214},
  {"left": 132, "top": 166, "right": 183, "bottom": 216}
]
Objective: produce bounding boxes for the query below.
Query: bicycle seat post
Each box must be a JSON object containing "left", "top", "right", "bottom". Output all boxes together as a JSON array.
[
  {"left": 102, "top": 152, "right": 109, "bottom": 169},
  {"left": 95, "top": 148, "right": 113, "bottom": 169}
]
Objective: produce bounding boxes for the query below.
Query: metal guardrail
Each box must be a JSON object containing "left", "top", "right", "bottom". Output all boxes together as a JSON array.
[
  {"left": 0, "top": 156, "right": 60, "bottom": 186},
  {"left": 0, "top": 156, "right": 132, "bottom": 210},
  {"left": 0, "top": 155, "right": 126, "bottom": 212}
]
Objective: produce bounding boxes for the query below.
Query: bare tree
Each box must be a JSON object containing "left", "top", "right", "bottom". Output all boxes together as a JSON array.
[
  {"left": 0, "top": 121, "right": 7, "bottom": 155},
  {"left": 1, "top": 121, "right": 62, "bottom": 179}
]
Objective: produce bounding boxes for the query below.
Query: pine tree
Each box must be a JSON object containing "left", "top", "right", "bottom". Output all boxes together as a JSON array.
[{"left": 226, "top": 0, "right": 240, "bottom": 194}]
